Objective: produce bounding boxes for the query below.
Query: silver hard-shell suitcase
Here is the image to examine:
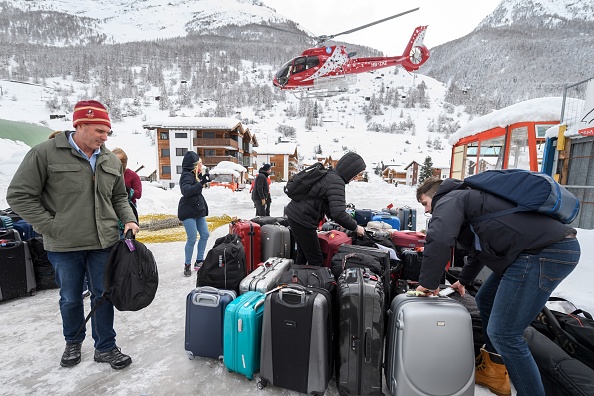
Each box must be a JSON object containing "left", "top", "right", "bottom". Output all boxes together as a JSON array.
[
  {"left": 385, "top": 294, "right": 475, "bottom": 396},
  {"left": 238, "top": 257, "right": 292, "bottom": 294},
  {"left": 261, "top": 224, "right": 291, "bottom": 261}
]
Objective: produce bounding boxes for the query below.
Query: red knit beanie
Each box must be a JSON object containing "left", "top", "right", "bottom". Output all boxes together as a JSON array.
[{"left": 72, "top": 100, "right": 111, "bottom": 129}]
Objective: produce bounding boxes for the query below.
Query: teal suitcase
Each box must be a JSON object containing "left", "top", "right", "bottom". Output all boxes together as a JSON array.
[{"left": 223, "top": 291, "right": 266, "bottom": 380}]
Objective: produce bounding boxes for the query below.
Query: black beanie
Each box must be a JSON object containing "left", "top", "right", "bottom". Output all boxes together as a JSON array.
[{"left": 335, "top": 152, "right": 366, "bottom": 183}]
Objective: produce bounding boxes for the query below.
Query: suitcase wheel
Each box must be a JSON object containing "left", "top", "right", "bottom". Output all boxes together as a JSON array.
[
  {"left": 257, "top": 379, "right": 268, "bottom": 389},
  {"left": 186, "top": 351, "right": 194, "bottom": 360}
]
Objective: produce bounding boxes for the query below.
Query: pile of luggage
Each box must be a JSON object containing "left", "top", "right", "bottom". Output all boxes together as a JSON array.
[
  {"left": 0, "top": 209, "right": 58, "bottom": 302},
  {"left": 185, "top": 213, "right": 477, "bottom": 396}
]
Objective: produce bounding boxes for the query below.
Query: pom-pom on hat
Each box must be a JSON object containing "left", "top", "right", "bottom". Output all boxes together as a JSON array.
[{"left": 72, "top": 100, "right": 111, "bottom": 129}]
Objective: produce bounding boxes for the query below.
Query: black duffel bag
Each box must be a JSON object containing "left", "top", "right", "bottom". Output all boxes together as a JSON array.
[
  {"left": 531, "top": 297, "right": 594, "bottom": 370},
  {"left": 524, "top": 326, "right": 594, "bottom": 396}
]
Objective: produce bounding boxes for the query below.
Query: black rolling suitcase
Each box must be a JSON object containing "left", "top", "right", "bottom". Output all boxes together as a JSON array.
[
  {"left": 336, "top": 267, "right": 384, "bottom": 396},
  {"left": 335, "top": 244, "right": 391, "bottom": 308},
  {"left": 258, "top": 284, "right": 333, "bottom": 395},
  {"left": 0, "top": 240, "right": 37, "bottom": 301},
  {"left": 27, "top": 236, "right": 59, "bottom": 290}
]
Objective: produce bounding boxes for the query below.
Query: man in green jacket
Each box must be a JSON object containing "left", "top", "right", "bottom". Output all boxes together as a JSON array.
[{"left": 7, "top": 100, "right": 139, "bottom": 370}]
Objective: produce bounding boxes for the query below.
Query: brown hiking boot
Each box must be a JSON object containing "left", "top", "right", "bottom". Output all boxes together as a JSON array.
[{"left": 475, "top": 347, "right": 511, "bottom": 396}]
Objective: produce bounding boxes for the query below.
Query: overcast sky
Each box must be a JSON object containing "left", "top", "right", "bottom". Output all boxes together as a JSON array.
[{"left": 263, "top": 0, "right": 502, "bottom": 54}]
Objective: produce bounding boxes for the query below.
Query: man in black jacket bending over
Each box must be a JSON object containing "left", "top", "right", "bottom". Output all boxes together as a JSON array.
[
  {"left": 415, "top": 176, "right": 580, "bottom": 396},
  {"left": 285, "top": 152, "right": 366, "bottom": 266},
  {"left": 252, "top": 163, "right": 271, "bottom": 216}
]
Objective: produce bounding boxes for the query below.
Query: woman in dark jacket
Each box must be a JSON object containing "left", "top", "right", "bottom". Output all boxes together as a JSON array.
[
  {"left": 178, "top": 151, "right": 210, "bottom": 277},
  {"left": 285, "top": 152, "right": 366, "bottom": 266}
]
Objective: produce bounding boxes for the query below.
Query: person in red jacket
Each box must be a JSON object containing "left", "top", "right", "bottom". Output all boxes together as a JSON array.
[{"left": 112, "top": 148, "right": 142, "bottom": 209}]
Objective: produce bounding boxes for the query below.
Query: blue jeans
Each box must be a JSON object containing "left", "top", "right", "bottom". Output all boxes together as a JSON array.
[
  {"left": 47, "top": 248, "right": 116, "bottom": 352},
  {"left": 475, "top": 237, "right": 580, "bottom": 396},
  {"left": 182, "top": 217, "right": 210, "bottom": 264}
]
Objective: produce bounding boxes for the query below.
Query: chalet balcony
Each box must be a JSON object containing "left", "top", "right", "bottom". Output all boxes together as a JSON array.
[
  {"left": 202, "top": 156, "right": 238, "bottom": 167},
  {"left": 193, "top": 138, "right": 239, "bottom": 150}
]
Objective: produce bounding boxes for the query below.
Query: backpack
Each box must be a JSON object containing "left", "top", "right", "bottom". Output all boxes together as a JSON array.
[
  {"left": 463, "top": 169, "right": 580, "bottom": 224},
  {"left": 73, "top": 231, "right": 159, "bottom": 340},
  {"left": 284, "top": 163, "right": 328, "bottom": 201},
  {"left": 196, "top": 233, "right": 246, "bottom": 293},
  {"left": 104, "top": 231, "right": 159, "bottom": 311}
]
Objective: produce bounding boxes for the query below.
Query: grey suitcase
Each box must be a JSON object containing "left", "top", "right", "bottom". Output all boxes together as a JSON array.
[
  {"left": 238, "top": 257, "right": 292, "bottom": 294},
  {"left": 385, "top": 294, "right": 475, "bottom": 396},
  {"left": 261, "top": 224, "right": 291, "bottom": 261},
  {"left": 258, "top": 284, "right": 333, "bottom": 395}
]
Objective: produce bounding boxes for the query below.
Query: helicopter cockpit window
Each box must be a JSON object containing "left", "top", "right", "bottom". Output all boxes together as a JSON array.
[
  {"left": 292, "top": 57, "right": 307, "bottom": 74},
  {"left": 275, "top": 60, "right": 292, "bottom": 86}
]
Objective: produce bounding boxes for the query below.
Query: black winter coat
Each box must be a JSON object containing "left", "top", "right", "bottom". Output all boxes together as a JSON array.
[
  {"left": 177, "top": 151, "right": 209, "bottom": 221},
  {"left": 251, "top": 170, "right": 270, "bottom": 202},
  {"left": 284, "top": 168, "right": 358, "bottom": 231},
  {"left": 419, "top": 178, "right": 576, "bottom": 290}
]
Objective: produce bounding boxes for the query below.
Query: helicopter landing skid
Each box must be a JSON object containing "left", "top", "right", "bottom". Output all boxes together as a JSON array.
[{"left": 292, "top": 74, "right": 356, "bottom": 99}]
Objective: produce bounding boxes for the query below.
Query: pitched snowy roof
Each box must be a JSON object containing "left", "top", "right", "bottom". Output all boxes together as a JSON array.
[
  {"left": 448, "top": 97, "right": 564, "bottom": 145},
  {"left": 256, "top": 142, "right": 297, "bottom": 155},
  {"left": 143, "top": 117, "right": 242, "bottom": 130}
]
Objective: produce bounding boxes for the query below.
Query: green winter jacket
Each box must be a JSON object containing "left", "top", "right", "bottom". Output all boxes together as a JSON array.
[{"left": 6, "top": 131, "right": 137, "bottom": 252}]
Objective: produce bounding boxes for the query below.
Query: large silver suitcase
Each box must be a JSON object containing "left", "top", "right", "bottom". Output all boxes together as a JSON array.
[
  {"left": 385, "top": 294, "right": 475, "bottom": 396},
  {"left": 238, "top": 257, "right": 292, "bottom": 294}
]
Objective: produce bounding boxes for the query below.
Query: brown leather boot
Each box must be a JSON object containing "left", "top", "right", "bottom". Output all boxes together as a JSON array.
[{"left": 475, "top": 347, "right": 511, "bottom": 396}]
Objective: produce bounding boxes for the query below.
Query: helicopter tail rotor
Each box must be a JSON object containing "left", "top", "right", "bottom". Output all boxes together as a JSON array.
[{"left": 400, "top": 26, "right": 430, "bottom": 71}]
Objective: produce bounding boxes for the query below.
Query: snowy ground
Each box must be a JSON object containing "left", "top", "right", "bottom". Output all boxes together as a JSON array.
[{"left": 1, "top": 178, "right": 593, "bottom": 396}]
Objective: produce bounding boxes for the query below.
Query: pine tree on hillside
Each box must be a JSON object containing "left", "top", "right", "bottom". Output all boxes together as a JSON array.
[{"left": 419, "top": 156, "right": 434, "bottom": 184}]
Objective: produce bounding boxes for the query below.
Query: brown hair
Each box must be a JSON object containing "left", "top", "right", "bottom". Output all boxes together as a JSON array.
[{"left": 416, "top": 177, "right": 443, "bottom": 202}]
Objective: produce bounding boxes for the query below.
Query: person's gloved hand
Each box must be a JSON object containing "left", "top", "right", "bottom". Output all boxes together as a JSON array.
[
  {"left": 199, "top": 174, "right": 211, "bottom": 185},
  {"left": 128, "top": 188, "right": 135, "bottom": 199}
]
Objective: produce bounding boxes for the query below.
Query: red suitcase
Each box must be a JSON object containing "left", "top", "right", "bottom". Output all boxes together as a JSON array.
[
  {"left": 390, "top": 230, "right": 426, "bottom": 252},
  {"left": 317, "top": 230, "right": 352, "bottom": 268},
  {"left": 229, "top": 219, "right": 261, "bottom": 274}
]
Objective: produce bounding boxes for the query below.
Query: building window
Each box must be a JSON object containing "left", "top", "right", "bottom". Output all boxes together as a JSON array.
[
  {"left": 160, "top": 132, "right": 169, "bottom": 140},
  {"left": 203, "top": 131, "right": 215, "bottom": 139},
  {"left": 162, "top": 166, "right": 171, "bottom": 175},
  {"left": 176, "top": 148, "right": 188, "bottom": 156},
  {"left": 204, "top": 149, "right": 215, "bottom": 156},
  {"left": 270, "top": 162, "right": 276, "bottom": 167},
  {"left": 176, "top": 166, "right": 183, "bottom": 174},
  {"left": 175, "top": 132, "right": 187, "bottom": 139},
  {"left": 161, "top": 149, "right": 170, "bottom": 157}
]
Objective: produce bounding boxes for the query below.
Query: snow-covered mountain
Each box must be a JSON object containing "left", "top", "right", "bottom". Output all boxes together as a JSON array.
[
  {"left": 6, "top": 0, "right": 294, "bottom": 44},
  {"left": 479, "top": 0, "right": 594, "bottom": 28}
]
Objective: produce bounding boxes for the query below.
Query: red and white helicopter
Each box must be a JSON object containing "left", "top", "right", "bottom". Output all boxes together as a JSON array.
[{"left": 272, "top": 8, "right": 429, "bottom": 99}]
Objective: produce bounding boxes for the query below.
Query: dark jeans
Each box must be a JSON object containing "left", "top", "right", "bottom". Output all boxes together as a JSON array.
[
  {"left": 254, "top": 200, "right": 267, "bottom": 217},
  {"left": 48, "top": 248, "right": 116, "bottom": 352},
  {"left": 475, "top": 237, "right": 580, "bottom": 396},
  {"left": 287, "top": 218, "right": 323, "bottom": 266}
]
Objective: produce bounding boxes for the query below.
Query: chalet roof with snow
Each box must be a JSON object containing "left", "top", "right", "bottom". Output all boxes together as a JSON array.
[
  {"left": 256, "top": 142, "right": 297, "bottom": 155},
  {"left": 142, "top": 117, "right": 243, "bottom": 131},
  {"left": 448, "top": 97, "right": 565, "bottom": 145}
]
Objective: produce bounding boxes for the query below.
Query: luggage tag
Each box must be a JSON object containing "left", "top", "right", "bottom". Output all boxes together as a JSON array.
[{"left": 124, "top": 230, "right": 136, "bottom": 251}]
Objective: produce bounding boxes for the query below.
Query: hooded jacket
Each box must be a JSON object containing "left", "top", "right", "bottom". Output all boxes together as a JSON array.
[
  {"left": 284, "top": 152, "right": 365, "bottom": 230},
  {"left": 419, "top": 178, "right": 576, "bottom": 289},
  {"left": 6, "top": 131, "right": 136, "bottom": 252},
  {"left": 177, "top": 151, "right": 209, "bottom": 221},
  {"left": 251, "top": 168, "right": 270, "bottom": 202}
]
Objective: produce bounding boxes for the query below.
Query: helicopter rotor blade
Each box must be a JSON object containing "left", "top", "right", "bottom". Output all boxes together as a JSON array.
[{"left": 321, "top": 7, "right": 420, "bottom": 42}]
